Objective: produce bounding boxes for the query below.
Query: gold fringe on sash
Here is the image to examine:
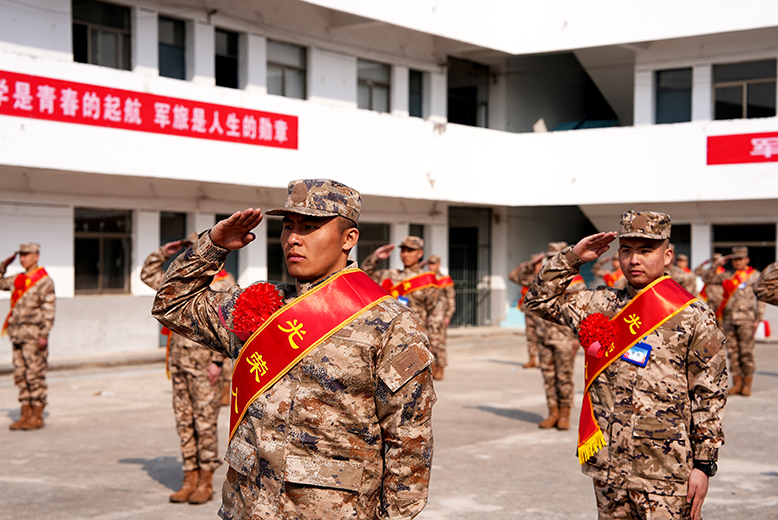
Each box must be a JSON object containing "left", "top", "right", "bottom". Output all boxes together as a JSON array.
[{"left": 578, "top": 431, "right": 607, "bottom": 465}]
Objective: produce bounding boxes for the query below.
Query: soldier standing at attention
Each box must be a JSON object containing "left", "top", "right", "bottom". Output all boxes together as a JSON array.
[
  {"left": 701, "top": 247, "right": 765, "bottom": 396},
  {"left": 667, "top": 250, "right": 698, "bottom": 295},
  {"left": 755, "top": 260, "right": 778, "bottom": 305},
  {"left": 1, "top": 243, "right": 55, "bottom": 431},
  {"left": 141, "top": 237, "right": 234, "bottom": 504},
  {"left": 695, "top": 253, "right": 724, "bottom": 319},
  {"left": 426, "top": 254, "right": 455, "bottom": 380},
  {"left": 533, "top": 242, "right": 586, "bottom": 430},
  {"left": 525, "top": 211, "right": 727, "bottom": 520},
  {"left": 362, "top": 236, "right": 446, "bottom": 380},
  {"left": 592, "top": 254, "right": 627, "bottom": 289},
  {"left": 508, "top": 252, "right": 545, "bottom": 368},
  {"left": 153, "top": 179, "right": 435, "bottom": 520}
]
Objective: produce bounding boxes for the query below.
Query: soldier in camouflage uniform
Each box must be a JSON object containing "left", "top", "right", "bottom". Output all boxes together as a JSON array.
[
  {"left": 695, "top": 253, "right": 724, "bottom": 318},
  {"left": 755, "top": 260, "right": 778, "bottom": 305},
  {"left": 592, "top": 255, "right": 627, "bottom": 289},
  {"left": 701, "top": 247, "right": 765, "bottom": 397},
  {"left": 141, "top": 239, "right": 233, "bottom": 504},
  {"left": 362, "top": 236, "right": 446, "bottom": 380},
  {"left": 667, "top": 250, "right": 698, "bottom": 295},
  {"left": 1, "top": 243, "right": 55, "bottom": 431},
  {"left": 426, "top": 255, "right": 455, "bottom": 379},
  {"left": 534, "top": 242, "right": 586, "bottom": 431},
  {"left": 525, "top": 211, "right": 727, "bottom": 520},
  {"left": 152, "top": 179, "right": 435, "bottom": 520},
  {"left": 508, "top": 252, "right": 545, "bottom": 369}
]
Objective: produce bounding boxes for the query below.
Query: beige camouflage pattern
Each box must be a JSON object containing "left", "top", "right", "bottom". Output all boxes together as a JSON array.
[
  {"left": 1, "top": 263, "right": 55, "bottom": 407},
  {"left": 617, "top": 210, "right": 672, "bottom": 240},
  {"left": 701, "top": 264, "right": 765, "bottom": 378},
  {"left": 593, "top": 480, "right": 691, "bottom": 520},
  {"left": 695, "top": 262, "right": 724, "bottom": 315},
  {"left": 427, "top": 282, "right": 455, "bottom": 370},
  {"left": 535, "top": 275, "right": 585, "bottom": 409},
  {"left": 667, "top": 264, "right": 697, "bottom": 295},
  {"left": 525, "top": 246, "right": 727, "bottom": 496},
  {"left": 755, "top": 261, "right": 778, "bottom": 305},
  {"left": 508, "top": 256, "right": 542, "bottom": 362},
  {"left": 152, "top": 233, "right": 435, "bottom": 520},
  {"left": 401, "top": 237, "right": 424, "bottom": 250},
  {"left": 266, "top": 179, "right": 361, "bottom": 224},
  {"left": 141, "top": 246, "right": 228, "bottom": 472}
]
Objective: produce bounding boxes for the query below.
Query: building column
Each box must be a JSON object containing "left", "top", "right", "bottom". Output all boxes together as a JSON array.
[
  {"left": 634, "top": 69, "right": 654, "bottom": 125},
  {"left": 241, "top": 32, "right": 267, "bottom": 94},
  {"left": 189, "top": 19, "right": 215, "bottom": 86},
  {"left": 239, "top": 231, "right": 267, "bottom": 286},
  {"left": 427, "top": 222, "right": 449, "bottom": 273},
  {"left": 691, "top": 222, "right": 712, "bottom": 269},
  {"left": 133, "top": 7, "right": 157, "bottom": 76},
  {"left": 427, "top": 70, "right": 447, "bottom": 123},
  {"left": 390, "top": 222, "right": 410, "bottom": 269},
  {"left": 391, "top": 65, "right": 409, "bottom": 117},
  {"left": 692, "top": 64, "right": 713, "bottom": 121},
  {"left": 491, "top": 207, "right": 508, "bottom": 327},
  {"left": 133, "top": 209, "right": 160, "bottom": 296}
]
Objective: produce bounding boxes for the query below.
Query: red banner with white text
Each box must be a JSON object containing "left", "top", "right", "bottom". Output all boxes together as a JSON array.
[
  {"left": 0, "top": 69, "right": 298, "bottom": 149},
  {"left": 707, "top": 132, "right": 778, "bottom": 165}
]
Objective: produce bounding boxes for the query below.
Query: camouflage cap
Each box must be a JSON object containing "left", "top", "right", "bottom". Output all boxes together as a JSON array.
[
  {"left": 428, "top": 254, "right": 441, "bottom": 264},
  {"left": 617, "top": 210, "right": 671, "bottom": 241},
  {"left": 17, "top": 242, "right": 40, "bottom": 255},
  {"left": 266, "top": 179, "right": 361, "bottom": 224},
  {"left": 676, "top": 253, "right": 689, "bottom": 262},
  {"left": 546, "top": 241, "right": 568, "bottom": 257},
  {"left": 731, "top": 246, "right": 749, "bottom": 258},
  {"left": 400, "top": 236, "right": 424, "bottom": 250}
]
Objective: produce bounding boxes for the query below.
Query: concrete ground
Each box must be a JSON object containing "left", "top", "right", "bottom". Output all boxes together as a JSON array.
[{"left": 1, "top": 332, "right": 777, "bottom": 520}]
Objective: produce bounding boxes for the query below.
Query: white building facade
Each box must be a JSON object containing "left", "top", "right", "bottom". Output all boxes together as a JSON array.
[{"left": 1, "top": 0, "right": 777, "bottom": 357}]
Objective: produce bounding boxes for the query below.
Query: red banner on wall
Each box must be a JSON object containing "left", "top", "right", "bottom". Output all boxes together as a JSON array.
[
  {"left": 707, "top": 132, "right": 778, "bottom": 165},
  {"left": 0, "top": 69, "right": 298, "bottom": 149}
]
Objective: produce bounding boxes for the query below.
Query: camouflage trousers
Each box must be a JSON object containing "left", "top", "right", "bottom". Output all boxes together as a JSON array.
[
  {"left": 525, "top": 314, "right": 539, "bottom": 361},
  {"left": 538, "top": 340, "right": 576, "bottom": 408},
  {"left": 723, "top": 319, "right": 756, "bottom": 378},
  {"left": 12, "top": 340, "right": 48, "bottom": 407},
  {"left": 170, "top": 362, "right": 223, "bottom": 472},
  {"left": 593, "top": 480, "right": 692, "bottom": 519},
  {"left": 428, "top": 329, "right": 448, "bottom": 369}
]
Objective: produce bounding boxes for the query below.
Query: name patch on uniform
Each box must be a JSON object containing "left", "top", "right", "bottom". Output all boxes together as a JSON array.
[
  {"left": 397, "top": 296, "right": 410, "bottom": 306},
  {"left": 622, "top": 342, "right": 652, "bottom": 367}
]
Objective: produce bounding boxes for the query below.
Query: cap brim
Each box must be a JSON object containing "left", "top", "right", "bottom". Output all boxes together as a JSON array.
[
  {"left": 265, "top": 207, "right": 339, "bottom": 218},
  {"left": 617, "top": 232, "right": 667, "bottom": 241}
]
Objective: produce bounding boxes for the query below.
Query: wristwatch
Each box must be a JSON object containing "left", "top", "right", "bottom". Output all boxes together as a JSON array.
[{"left": 693, "top": 460, "right": 718, "bottom": 477}]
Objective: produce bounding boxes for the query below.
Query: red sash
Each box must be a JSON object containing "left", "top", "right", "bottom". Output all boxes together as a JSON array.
[
  {"left": 578, "top": 276, "right": 697, "bottom": 464},
  {"left": 716, "top": 267, "right": 756, "bottom": 319},
  {"left": 517, "top": 286, "right": 529, "bottom": 308},
  {"left": 603, "top": 269, "right": 624, "bottom": 288},
  {"left": 437, "top": 275, "right": 454, "bottom": 288},
  {"left": 2, "top": 267, "right": 48, "bottom": 336},
  {"left": 229, "top": 268, "right": 390, "bottom": 440},
  {"left": 381, "top": 272, "right": 438, "bottom": 299},
  {"left": 213, "top": 269, "right": 230, "bottom": 283}
]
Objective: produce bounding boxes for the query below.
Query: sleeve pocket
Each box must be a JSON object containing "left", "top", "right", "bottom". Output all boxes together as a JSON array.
[
  {"left": 225, "top": 436, "right": 257, "bottom": 477},
  {"left": 631, "top": 417, "right": 690, "bottom": 483},
  {"left": 285, "top": 455, "right": 364, "bottom": 492}
]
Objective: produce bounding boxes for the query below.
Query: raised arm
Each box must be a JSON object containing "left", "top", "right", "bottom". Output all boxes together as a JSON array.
[
  {"left": 361, "top": 244, "right": 394, "bottom": 281},
  {"left": 755, "top": 261, "right": 778, "bottom": 305}
]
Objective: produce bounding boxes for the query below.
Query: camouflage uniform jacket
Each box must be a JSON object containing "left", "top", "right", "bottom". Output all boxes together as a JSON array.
[
  {"left": 755, "top": 261, "right": 778, "bottom": 305},
  {"left": 525, "top": 247, "right": 727, "bottom": 495},
  {"left": 361, "top": 254, "right": 443, "bottom": 333},
  {"left": 141, "top": 247, "right": 225, "bottom": 368},
  {"left": 534, "top": 275, "right": 586, "bottom": 346},
  {"left": 667, "top": 265, "right": 697, "bottom": 295},
  {"left": 701, "top": 266, "right": 766, "bottom": 323},
  {"left": 508, "top": 260, "right": 537, "bottom": 312},
  {"left": 152, "top": 233, "right": 436, "bottom": 520},
  {"left": 440, "top": 284, "right": 455, "bottom": 325},
  {"left": 0, "top": 263, "right": 55, "bottom": 344},
  {"left": 695, "top": 264, "right": 724, "bottom": 311}
]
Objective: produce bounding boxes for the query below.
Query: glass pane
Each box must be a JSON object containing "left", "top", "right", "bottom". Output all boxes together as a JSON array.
[
  {"left": 285, "top": 69, "right": 305, "bottom": 99},
  {"left": 103, "top": 238, "right": 128, "bottom": 290},
  {"left": 373, "top": 85, "right": 389, "bottom": 113},
  {"left": 747, "top": 81, "right": 777, "bottom": 118},
  {"left": 409, "top": 69, "right": 423, "bottom": 92},
  {"left": 121, "top": 33, "right": 131, "bottom": 71},
  {"left": 267, "top": 40, "right": 305, "bottom": 68},
  {"left": 72, "top": 0, "right": 130, "bottom": 30},
  {"left": 656, "top": 89, "right": 691, "bottom": 124},
  {"left": 215, "top": 29, "right": 238, "bottom": 57},
  {"left": 409, "top": 70, "right": 423, "bottom": 118},
  {"left": 358, "top": 59, "right": 389, "bottom": 83},
  {"left": 714, "top": 59, "right": 776, "bottom": 83},
  {"left": 714, "top": 86, "right": 744, "bottom": 120},
  {"left": 73, "top": 23, "right": 88, "bottom": 63},
  {"left": 215, "top": 55, "right": 238, "bottom": 89},
  {"left": 158, "top": 17, "right": 184, "bottom": 46},
  {"left": 74, "top": 237, "right": 100, "bottom": 291},
  {"left": 159, "top": 44, "right": 185, "bottom": 79},
  {"left": 357, "top": 82, "right": 370, "bottom": 110},
  {"left": 266, "top": 217, "right": 291, "bottom": 283},
  {"left": 356, "top": 223, "right": 390, "bottom": 270},
  {"left": 92, "top": 28, "right": 119, "bottom": 69},
  {"left": 267, "top": 64, "right": 284, "bottom": 96},
  {"left": 409, "top": 224, "right": 425, "bottom": 241}
]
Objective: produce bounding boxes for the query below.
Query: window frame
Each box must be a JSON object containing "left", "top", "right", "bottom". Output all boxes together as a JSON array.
[
  {"left": 214, "top": 28, "right": 239, "bottom": 89},
  {"left": 266, "top": 39, "right": 307, "bottom": 99},
  {"left": 713, "top": 59, "right": 777, "bottom": 120},
  {"left": 158, "top": 15, "right": 186, "bottom": 80},
  {"left": 72, "top": 0, "right": 132, "bottom": 71},
  {"left": 74, "top": 208, "right": 133, "bottom": 295},
  {"left": 357, "top": 59, "right": 391, "bottom": 113}
]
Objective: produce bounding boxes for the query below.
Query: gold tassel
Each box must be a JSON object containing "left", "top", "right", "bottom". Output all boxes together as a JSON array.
[{"left": 578, "top": 431, "right": 607, "bottom": 465}]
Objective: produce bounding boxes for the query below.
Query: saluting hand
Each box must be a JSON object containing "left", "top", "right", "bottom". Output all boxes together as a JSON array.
[
  {"left": 374, "top": 244, "right": 395, "bottom": 260},
  {"left": 210, "top": 208, "right": 263, "bottom": 251},
  {"left": 715, "top": 254, "right": 731, "bottom": 267},
  {"left": 572, "top": 232, "right": 618, "bottom": 263},
  {"left": 2, "top": 253, "right": 16, "bottom": 267},
  {"left": 162, "top": 240, "right": 185, "bottom": 256}
]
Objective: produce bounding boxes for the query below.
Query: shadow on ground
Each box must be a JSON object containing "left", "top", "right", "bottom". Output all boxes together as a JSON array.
[
  {"left": 470, "top": 405, "right": 543, "bottom": 424},
  {"left": 119, "top": 456, "right": 183, "bottom": 491}
]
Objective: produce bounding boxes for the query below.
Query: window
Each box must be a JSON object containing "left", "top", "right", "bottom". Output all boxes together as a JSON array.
[
  {"left": 714, "top": 59, "right": 776, "bottom": 120},
  {"left": 72, "top": 0, "right": 131, "bottom": 70},
  {"left": 357, "top": 223, "right": 390, "bottom": 270},
  {"left": 74, "top": 208, "right": 132, "bottom": 293},
  {"left": 357, "top": 59, "right": 390, "bottom": 113},
  {"left": 655, "top": 68, "right": 692, "bottom": 124},
  {"left": 712, "top": 224, "right": 776, "bottom": 271},
  {"left": 267, "top": 40, "right": 306, "bottom": 99},
  {"left": 409, "top": 69, "right": 423, "bottom": 118},
  {"left": 447, "top": 57, "right": 490, "bottom": 128},
  {"left": 409, "top": 224, "right": 425, "bottom": 242},
  {"left": 158, "top": 16, "right": 185, "bottom": 80},
  {"left": 215, "top": 28, "right": 239, "bottom": 89},
  {"left": 266, "top": 217, "right": 293, "bottom": 284},
  {"left": 160, "top": 211, "right": 186, "bottom": 271},
  {"left": 216, "top": 214, "right": 239, "bottom": 281}
]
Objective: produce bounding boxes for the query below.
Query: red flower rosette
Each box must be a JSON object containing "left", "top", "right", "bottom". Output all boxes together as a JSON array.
[
  {"left": 229, "top": 283, "right": 284, "bottom": 341},
  {"left": 578, "top": 312, "right": 615, "bottom": 359}
]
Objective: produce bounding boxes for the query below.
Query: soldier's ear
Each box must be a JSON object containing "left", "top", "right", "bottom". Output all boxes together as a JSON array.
[{"left": 342, "top": 228, "right": 359, "bottom": 253}]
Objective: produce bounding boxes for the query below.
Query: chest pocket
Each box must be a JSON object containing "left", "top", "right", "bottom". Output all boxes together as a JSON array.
[{"left": 284, "top": 455, "right": 364, "bottom": 492}]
